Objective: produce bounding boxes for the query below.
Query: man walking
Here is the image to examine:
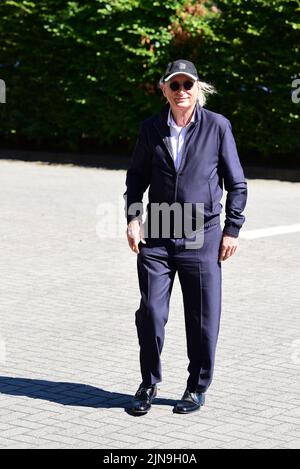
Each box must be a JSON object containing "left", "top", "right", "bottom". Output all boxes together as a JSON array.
[{"left": 124, "top": 59, "right": 247, "bottom": 415}]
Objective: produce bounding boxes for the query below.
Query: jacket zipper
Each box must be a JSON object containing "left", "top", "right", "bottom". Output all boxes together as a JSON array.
[
  {"left": 159, "top": 118, "right": 198, "bottom": 205},
  {"left": 174, "top": 123, "right": 196, "bottom": 203}
]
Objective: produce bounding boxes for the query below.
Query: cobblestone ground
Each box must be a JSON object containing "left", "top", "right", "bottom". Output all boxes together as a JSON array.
[{"left": 0, "top": 159, "right": 299, "bottom": 449}]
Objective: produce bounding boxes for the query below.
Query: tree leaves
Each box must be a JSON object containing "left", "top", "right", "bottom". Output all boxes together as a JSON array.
[{"left": 0, "top": 0, "right": 299, "bottom": 160}]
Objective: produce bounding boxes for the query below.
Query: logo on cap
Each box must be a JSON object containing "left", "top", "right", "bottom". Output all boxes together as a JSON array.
[{"left": 179, "top": 62, "right": 186, "bottom": 70}]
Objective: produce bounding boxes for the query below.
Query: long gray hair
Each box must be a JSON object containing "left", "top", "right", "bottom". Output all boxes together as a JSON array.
[{"left": 196, "top": 80, "right": 217, "bottom": 106}]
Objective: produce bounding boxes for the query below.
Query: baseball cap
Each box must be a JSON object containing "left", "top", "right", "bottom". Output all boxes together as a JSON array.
[{"left": 162, "top": 59, "right": 199, "bottom": 82}]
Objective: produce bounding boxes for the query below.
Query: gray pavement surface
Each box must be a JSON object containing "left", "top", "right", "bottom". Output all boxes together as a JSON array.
[{"left": 0, "top": 158, "right": 299, "bottom": 449}]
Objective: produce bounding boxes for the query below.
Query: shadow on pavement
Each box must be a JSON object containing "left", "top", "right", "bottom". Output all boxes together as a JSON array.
[
  {"left": 1, "top": 150, "right": 300, "bottom": 181},
  {"left": 0, "top": 376, "right": 177, "bottom": 414},
  {"left": 0, "top": 150, "right": 131, "bottom": 171}
]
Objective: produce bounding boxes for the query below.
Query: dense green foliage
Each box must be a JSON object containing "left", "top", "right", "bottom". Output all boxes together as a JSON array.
[{"left": 0, "top": 0, "right": 299, "bottom": 161}]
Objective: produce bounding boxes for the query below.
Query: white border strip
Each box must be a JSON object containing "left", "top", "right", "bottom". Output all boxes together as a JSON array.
[{"left": 240, "top": 224, "right": 300, "bottom": 239}]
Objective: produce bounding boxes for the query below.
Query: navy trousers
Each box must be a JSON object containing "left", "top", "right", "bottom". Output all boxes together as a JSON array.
[{"left": 135, "top": 223, "right": 223, "bottom": 393}]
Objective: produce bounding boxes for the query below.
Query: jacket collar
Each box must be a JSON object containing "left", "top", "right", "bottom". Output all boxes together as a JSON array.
[
  {"left": 167, "top": 106, "right": 196, "bottom": 128},
  {"left": 153, "top": 102, "right": 203, "bottom": 170},
  {"left": 154, "top": 102, "right": 202, "bottom": 138}
]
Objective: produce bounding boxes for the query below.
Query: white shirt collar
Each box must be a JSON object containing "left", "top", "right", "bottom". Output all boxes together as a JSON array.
[{"left": 167, "top": 107, "right": 196, "bottom": 128}]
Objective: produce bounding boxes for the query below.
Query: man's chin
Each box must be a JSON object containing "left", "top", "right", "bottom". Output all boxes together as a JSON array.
[{"left": 174, "top": 101, "right": 190, "bottom": 108}]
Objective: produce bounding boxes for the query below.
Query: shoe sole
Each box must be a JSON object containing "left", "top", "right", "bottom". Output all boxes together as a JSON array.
[
  {"left": 173, "top": 401, "right": 204, "bottom": 414},
  {"left": 173, "top": 406, "right": 200, "bottom": 414},
  {"left": 130, "top": 409, "right": 149, "bottom": 415}
]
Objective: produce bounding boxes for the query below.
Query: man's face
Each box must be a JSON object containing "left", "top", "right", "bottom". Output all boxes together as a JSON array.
[{"left": 161, "top": 74, "right": 198, "bottom": 110}]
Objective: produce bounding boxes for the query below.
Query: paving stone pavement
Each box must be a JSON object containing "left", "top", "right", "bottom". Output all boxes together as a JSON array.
[{"left": 0, "top": 158, "right": 299, "bottom": 449}]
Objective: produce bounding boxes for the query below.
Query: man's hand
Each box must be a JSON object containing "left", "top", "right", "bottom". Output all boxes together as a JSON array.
[
  {"left": 126, "top": 219, "right": 146, "bottom": 254},
  {"left": 219, "top": 234, "right": 239, "bottom": 261}
]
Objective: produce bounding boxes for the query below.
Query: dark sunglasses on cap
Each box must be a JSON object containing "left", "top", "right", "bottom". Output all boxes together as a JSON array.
[{"left": 169, "top": 80, "right": 195, "bottom": 91}]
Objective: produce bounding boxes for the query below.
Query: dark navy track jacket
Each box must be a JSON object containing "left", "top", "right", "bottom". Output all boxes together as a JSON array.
[{"left": 124, "top": 103, "right": 247, "bottom": 238}]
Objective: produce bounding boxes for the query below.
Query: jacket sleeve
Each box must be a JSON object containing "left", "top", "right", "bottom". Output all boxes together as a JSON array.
[
  {"left": 123, "top": 123, "right": 152, "bottom": 225},
  {"left": 219, "top": 119, "right": 248, "bottom": 238}
]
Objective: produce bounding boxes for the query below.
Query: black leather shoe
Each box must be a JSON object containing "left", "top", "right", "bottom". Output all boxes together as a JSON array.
[
  {"left": 173, "top": 387, "right": 205, "bottom": 414},
  {"left": 130, "top": 384, "right": 157, "bottom": 414}
]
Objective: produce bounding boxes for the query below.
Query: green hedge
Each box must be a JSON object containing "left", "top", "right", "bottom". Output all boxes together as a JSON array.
[{"left": 0, "top": 0, "right": 299, "bottom": 161}]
